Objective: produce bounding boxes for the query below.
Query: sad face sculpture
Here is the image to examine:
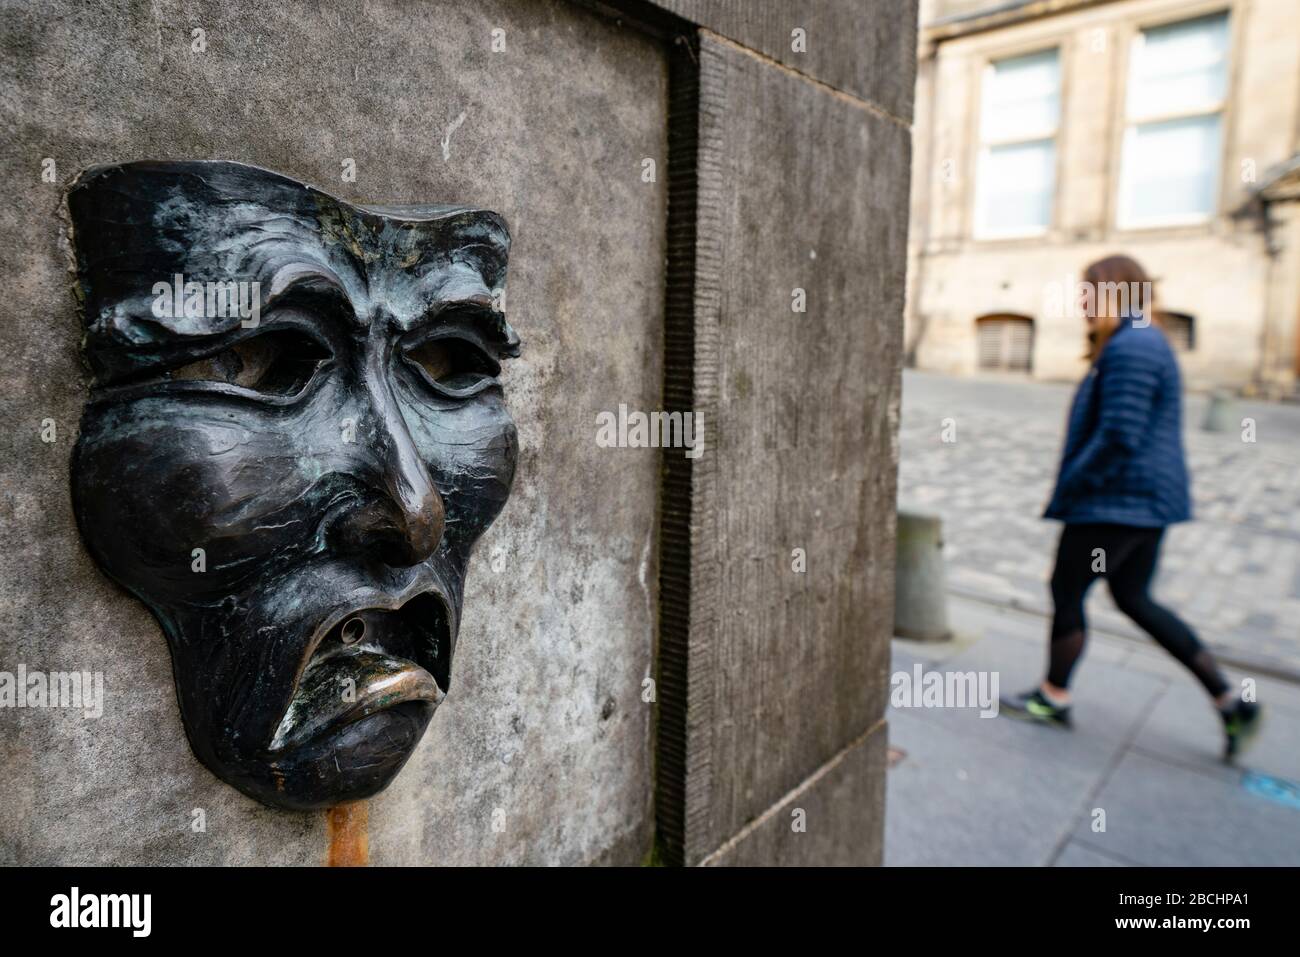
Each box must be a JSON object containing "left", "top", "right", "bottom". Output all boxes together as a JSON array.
[{"left": 67, "top": 161, "right": 519, "bottom": 810}]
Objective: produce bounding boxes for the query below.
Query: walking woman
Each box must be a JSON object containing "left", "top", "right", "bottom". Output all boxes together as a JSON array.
[{"left": 1002, "top": 255, "right": 1261, "bottom": 759}]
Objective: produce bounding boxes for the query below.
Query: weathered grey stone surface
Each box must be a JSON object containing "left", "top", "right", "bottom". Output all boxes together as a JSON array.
[
  {"left": 651, "top": 0, "right": 918, "bottom": 120},
  {"left": 667, "top": 33, "right": 909, "bottom": 865},
  {"left": 0, "top": 0, "right": 665, "bottom": 865},
  {"left": 703, "top": 722, "right": 887, "bottom": 866}
]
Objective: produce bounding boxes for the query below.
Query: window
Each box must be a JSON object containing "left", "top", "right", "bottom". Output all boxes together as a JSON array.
[
  {"left": 1157, "top": 310, "right": 1195, "bottom": 351},
  {"left": 974, "top": 49, "right": 1060, "bottom": 238},
  {"left": 976, "top": 314, "right": 1035, "bottom": 372},
  {"left": 1118, "top": 13, "right": 1230, "bottom": 228}
]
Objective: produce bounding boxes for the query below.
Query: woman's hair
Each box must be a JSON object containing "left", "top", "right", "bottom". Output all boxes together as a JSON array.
[{"left": 1081, "top": 254, "right": 1158, "bottom": 361}]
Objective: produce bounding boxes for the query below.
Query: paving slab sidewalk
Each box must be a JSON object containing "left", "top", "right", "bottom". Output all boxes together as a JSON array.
[{"left": 885, "top": 595, "right": 1300, "bottom": 867}]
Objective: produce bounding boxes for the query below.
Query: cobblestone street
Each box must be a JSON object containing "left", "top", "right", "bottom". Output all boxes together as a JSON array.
[{"left": 899, "top": 370, "right": 1300, "bottom": 678}]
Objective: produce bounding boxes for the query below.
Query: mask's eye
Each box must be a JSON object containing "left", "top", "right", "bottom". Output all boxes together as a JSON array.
[
  {"left": 405, "top": 337, "right": 500, "bottom": 394},
  {"left": 167, "top": 331, "right": 329, "bottom": 396}
]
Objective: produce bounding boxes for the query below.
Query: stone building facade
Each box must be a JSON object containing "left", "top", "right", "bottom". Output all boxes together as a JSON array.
[{"left": 907, "top": 0, "right": 1300, "bottom": 395}]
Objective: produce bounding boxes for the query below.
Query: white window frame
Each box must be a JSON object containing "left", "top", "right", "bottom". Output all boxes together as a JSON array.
[
  {"left": 1116, "top": 12, "right": 1231, "bottom": 230},
  {"left": 973, "top": 47, "right": 1061, "bottom": 240}
]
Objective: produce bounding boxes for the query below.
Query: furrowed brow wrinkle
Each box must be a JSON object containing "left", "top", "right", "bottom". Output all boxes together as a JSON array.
[
  {"left": 268, "top": 278, "right": 353, "bottom": 315},
  {"left": 265, "top": 259, "right": 356, "bottom": 312}
]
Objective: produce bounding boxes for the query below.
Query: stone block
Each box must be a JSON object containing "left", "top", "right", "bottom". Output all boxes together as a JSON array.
[
  {"left": 658, "top": 33, "right": 910, "bottom": 865},
  {"left": 651, "top": 0, "right": 918, "bottom": 120},
  {"left": 703, "top": 721, "right": 887, "bottom": 866}
]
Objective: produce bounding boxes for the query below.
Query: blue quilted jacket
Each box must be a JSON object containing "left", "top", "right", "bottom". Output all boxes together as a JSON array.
[{"left": 1044, "top": 313, "right": 1191, "bottom": 527}]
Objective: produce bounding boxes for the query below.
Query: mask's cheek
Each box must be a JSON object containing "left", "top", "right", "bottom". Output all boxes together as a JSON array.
[
  {"left": 401, "top": 392, "right": 518, "bottom": 552},
  {"left": 72, "top": 401, "right": 323, "bottom": 604}
]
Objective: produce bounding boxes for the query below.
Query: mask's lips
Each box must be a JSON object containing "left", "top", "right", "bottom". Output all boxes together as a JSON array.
[{"left": 268, "top": 591, "right": 452, "bottom": 753}]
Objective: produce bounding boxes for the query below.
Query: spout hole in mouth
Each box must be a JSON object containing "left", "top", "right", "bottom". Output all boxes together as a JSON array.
[{"left": 340, "top": 617, "right": 366, "bottom": 645}]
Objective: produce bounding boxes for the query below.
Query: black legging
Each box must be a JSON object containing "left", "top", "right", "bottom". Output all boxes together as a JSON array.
[{"left": 1048, "top": 523, "right": 1228, "bottom": 697}]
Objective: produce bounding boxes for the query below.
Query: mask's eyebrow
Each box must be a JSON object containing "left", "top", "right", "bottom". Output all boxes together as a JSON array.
[
  {"left": 419, "top": 295, "right": 521, "bottom": 357},
  {"left": 265, "top": 262, "right": 353, "bottom": 314}
]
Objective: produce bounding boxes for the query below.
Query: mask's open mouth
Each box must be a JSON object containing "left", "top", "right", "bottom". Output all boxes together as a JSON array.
[{"left": 268, "top": 592, "right": 452, "bottom": 753}]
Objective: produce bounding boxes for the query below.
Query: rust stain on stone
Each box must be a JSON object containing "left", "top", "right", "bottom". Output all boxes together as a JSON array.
[{"left": 327, "top": 800, "right": 369, "bottom": 866}]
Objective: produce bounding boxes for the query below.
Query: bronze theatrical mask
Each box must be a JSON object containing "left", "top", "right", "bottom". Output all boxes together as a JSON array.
[{"left": 67, "top": 161, "right": 520, "bottom": 810}]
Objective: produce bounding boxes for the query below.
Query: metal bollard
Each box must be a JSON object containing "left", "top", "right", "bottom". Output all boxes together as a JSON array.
[{"left": 895, "top": 509, "right": 951, "bottom": 642}]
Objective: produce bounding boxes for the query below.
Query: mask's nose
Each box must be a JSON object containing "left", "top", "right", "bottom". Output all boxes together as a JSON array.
[{"left": 330, "top": 353, "right": 445, "bottom": 568}]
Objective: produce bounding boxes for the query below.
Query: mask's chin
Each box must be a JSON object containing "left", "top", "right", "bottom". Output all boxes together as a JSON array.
[{"left": 185, "top": 590, "right": 456, "bottom": 811}]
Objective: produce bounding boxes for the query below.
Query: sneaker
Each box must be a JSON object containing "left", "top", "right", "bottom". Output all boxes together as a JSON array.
[
  {"left": 1223, "top": 700, "right": 1262, "bottom": 760},
  {"left": 1000, "top": 688, "right": 1072, "bottom": 728}
]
